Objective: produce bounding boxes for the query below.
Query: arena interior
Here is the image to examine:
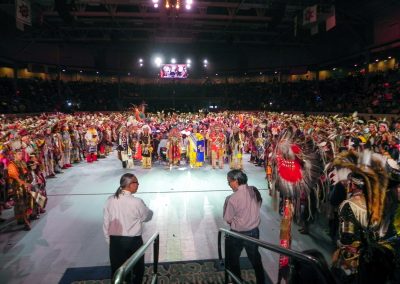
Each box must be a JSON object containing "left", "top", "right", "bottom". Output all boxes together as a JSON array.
[{"left": 0, "top": 0, "right": 400, "bottom": 284}]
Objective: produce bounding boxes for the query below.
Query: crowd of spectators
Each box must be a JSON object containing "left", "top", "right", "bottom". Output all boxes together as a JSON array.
[{"left": 0, "top": 69, "right": 399, "bottom": 114}]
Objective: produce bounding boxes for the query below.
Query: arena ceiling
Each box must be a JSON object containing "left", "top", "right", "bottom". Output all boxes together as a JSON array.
[
  {"left": 0, "top": 0, "right": 397, "bottom": 74},
  {"left": 0, "top": 0, "right": 390, "bottom": 47}
]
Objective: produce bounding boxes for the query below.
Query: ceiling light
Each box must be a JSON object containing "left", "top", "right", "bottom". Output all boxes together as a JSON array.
[{"left": 155, "top": 57, "right": 162, "bottom": 67}]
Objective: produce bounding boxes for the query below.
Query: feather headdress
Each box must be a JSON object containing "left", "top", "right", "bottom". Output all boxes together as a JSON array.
[{"left": 332, "top": 149, "right": 388, "bottom": 226}]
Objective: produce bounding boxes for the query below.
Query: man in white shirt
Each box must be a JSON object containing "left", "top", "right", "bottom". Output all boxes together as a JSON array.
[{"left": 103, "top": 173, "right": 153, "bottom": 283}]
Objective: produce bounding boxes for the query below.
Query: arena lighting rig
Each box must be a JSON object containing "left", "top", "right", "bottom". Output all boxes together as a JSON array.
[{"left": 152, "top": 0, "right": 192, "bottom": 10}]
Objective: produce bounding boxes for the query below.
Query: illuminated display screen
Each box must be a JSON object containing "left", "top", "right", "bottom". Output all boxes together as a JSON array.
[{"left": 160, "top": 64, "right": 188, "bottom": 78}]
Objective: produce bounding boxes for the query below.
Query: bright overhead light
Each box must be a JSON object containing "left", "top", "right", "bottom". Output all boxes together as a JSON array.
[
  {"left": 203, "top": 59, "right": 208, "bottom": 64},
  {"left": 186, "top": 5, "right": 191, "bottom": 9},
  {"left": 79, "top": 70, "right": 83, "bottom": 73},
  {"left": 62, "top": 69, "right": 66, "bottom": 72},
  {"left": 171, "top": 58, "right": 176, "bottom": 64},
  {"left": 152, "top": 0, "right": 158, "bottom": 3},
  {"left": 96, "top": 71, "right": 99, "bottom": 74},
  {"left": 154, "top": 3, "right": 158, "bottom": 8},
  {"left": 139, "top": 58, "right": 143, "bottom": 63},
  {"left": 186, "top": 59, "right": 191, "bottom": 64},
  {"left": 155, "top": 57, "right": 162, "bottom": 67},
  {"left": 140, "top": 63, "right": 143, "bottom": 67},
  {"left": 187, "top": 64, "right": 191, "bottom": 68}
]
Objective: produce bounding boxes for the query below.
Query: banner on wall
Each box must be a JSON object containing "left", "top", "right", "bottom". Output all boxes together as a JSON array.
[
  {"left": 303, "top": 5, "right": 317, "bottom": 25},
  {"left": 325, "top": 7, "right": 336, "bottom": 31},
  {"left": 16, "top": 0, "right": 31, "bottom": 30}
]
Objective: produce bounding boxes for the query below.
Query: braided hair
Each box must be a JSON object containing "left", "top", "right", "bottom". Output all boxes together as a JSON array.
[{"left": 114, "top": 173, "right": 137, "bottom": 199}]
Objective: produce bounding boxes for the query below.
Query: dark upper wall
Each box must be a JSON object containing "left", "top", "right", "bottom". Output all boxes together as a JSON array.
[
  {"left": 1, "top": 1, "right": 398, "bottom": 75},
  {"left": 0, "top": 39, "right": 357, "bottom": 74},
  {"left": 374, "top": 5, "right": 400, "bottom": 46}
]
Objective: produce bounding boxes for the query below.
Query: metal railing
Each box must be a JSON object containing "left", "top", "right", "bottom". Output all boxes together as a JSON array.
[
  {"left": 113, "top": 232, "right": 159, "bottom": 284},
  {"left": 218, "top": 228, "right": 337, "bottom": 284}
]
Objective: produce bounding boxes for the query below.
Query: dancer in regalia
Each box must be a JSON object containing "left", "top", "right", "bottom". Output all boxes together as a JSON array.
[
  {"left": 139, "top": 125, "right": 153, "bottom": 169},
  {"left": 188, "top": 126, "right": 205, "bottom": 168},
  {"left": 117, "top": 126, "right": 131, "bottom": 169},
  {"left": 270, "top": 126, "right": 323, "bottom": 282},
  {"left": 84, "top": 124, "right": 99, "bottom": 163},
  {"left": 228, "top": 125, "right": 244, "bottom": 170},
  {"left": 330, "top": 149, "right": 398, "bottom": 284},
  {"left": 209, "top": 123, "right": 225, "bottom": 169},
  {"left": 166, "top": 128, "right": 181, "bottom": 168}
]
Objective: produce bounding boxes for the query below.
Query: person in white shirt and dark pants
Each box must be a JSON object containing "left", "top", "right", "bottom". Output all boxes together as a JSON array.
[{"left": 103, "top": 173, "right": 153, "bottom": 283}]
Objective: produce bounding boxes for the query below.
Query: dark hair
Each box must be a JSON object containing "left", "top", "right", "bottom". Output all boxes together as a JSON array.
[
  {"left": 227, "top": 169, "right": 248, "bottom": 185},
  {"left": 249, "top": 186, "right": 262, "bottom": 204},
  {"left": 114, "top": 173, "right": 137, "bottom": 199}
]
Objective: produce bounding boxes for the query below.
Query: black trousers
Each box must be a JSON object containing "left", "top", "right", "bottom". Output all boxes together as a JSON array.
[
  {"left": 110, "top": 235, "right": 144, "bottom": 284},
  {"left": 225, "top": 227, "right": 265, "bottom": 284}
]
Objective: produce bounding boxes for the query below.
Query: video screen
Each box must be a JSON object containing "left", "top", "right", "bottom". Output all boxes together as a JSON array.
[{"left": 160, "top": 64, "right": 188, "bottom": 79}]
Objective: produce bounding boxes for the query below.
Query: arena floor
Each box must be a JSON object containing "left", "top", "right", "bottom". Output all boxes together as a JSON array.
[{"left": 0, "top": 152, "right": 333, "bottom": 284}]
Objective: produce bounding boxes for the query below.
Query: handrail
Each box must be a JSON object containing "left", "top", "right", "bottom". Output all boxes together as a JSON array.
[
  {"left": 113, "top": 232, "right": 160, "bottom": 284},
  {"left": 218, "top": 228, "right": 337, "bottom": 284}
]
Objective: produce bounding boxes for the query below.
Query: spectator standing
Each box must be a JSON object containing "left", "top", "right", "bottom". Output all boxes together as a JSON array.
[
  {"left": 223, "top": 169, "right": 265, "bottom": 284},
  {"left": 103, "top": 173, "right": 153, "bottom": 284}
]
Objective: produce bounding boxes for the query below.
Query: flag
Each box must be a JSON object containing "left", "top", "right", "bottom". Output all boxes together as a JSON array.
[
  {"left": 303, "top": 5, "right": 317, "bottom": 26},
  {"left": 326, "top": 14, "right": 336, "bottom": 31},
  {"left": 16, "top": 0, "right": 31, "bottom": 27},
  {"left": 325, "top": 7, "right": 336, "bottom": 31}
]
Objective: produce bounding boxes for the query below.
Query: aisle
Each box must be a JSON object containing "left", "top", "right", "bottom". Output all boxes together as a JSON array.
[{"left": 0, "top": 153, "right": 333, "bottom": 284}]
